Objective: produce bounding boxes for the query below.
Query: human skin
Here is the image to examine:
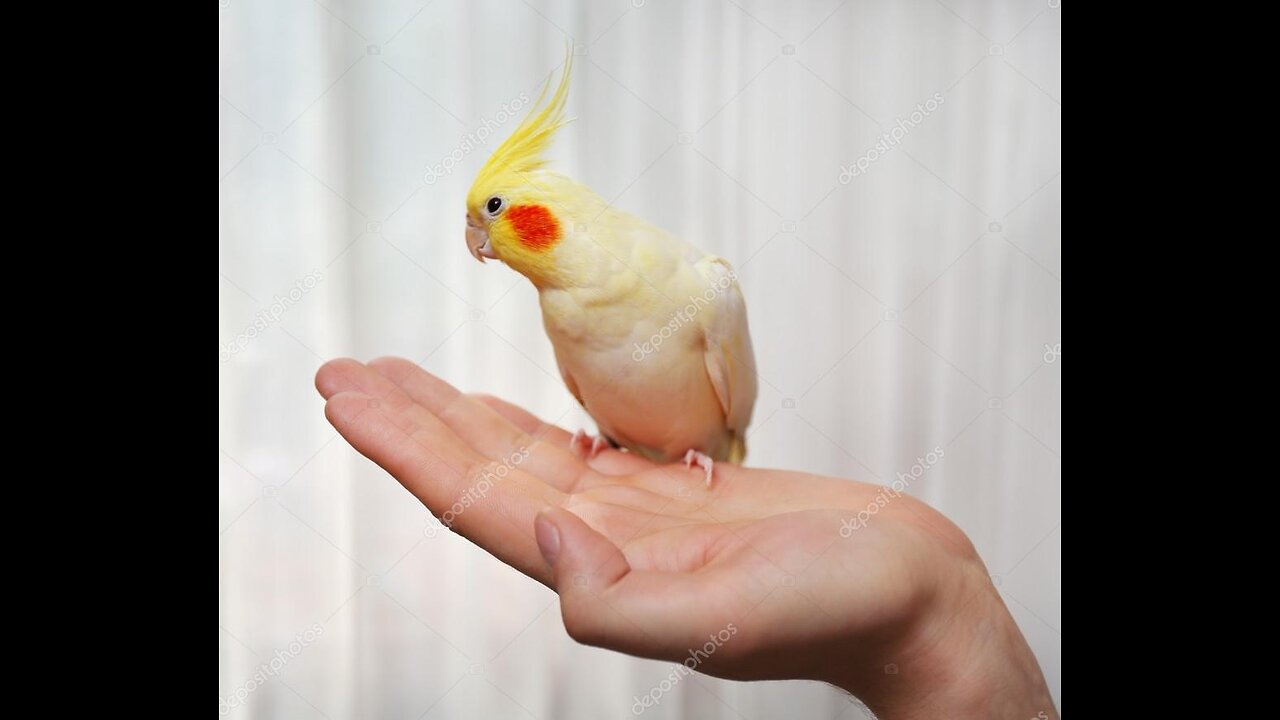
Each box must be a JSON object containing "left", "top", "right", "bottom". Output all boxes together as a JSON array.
[{"left": 314, "top": 357, "right": 1058, "bottom": 719}]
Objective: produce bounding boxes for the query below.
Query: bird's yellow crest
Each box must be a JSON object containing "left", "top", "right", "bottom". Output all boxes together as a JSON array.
[{"left": 467, "top": 51, "right": 573, "bottom": 210}]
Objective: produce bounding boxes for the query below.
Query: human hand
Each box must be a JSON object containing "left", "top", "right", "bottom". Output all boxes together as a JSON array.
[{"left": 315, "top": 357, "right": 1056, "bottom": 719}]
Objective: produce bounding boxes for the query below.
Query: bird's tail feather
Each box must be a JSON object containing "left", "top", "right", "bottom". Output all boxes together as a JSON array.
[{"left": 726, "top": 433, "right": 747, "bottom": 464}]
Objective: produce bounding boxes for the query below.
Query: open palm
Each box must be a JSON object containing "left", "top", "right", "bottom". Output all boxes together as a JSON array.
[{"left": 316, "top": 357, "right": 992, "bottom": 697}]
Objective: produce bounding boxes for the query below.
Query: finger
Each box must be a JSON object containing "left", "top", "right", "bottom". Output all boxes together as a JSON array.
[
  {"left": 326, "top": 391, "right": 562, "bottom": 582},
  {"left": 318, "top": 361, "right": 498, "bottom": 481},
  {"left": 535, "top": 506, "right": 723, "bottom": 660},
  {"left": 316, "top": 358, "right": 375, "bottom": 400},
  {"left": 471, "top": 393, "right": 573, "bottom": 445},
  {"left": 370, "top": 357, "right": 597, "bottom": 492},
  {"left": 317, "top": 360, "right": 537, "bottom": 495},
  {"left": 315, "top": 358, "right": 423, "bottom": 418}
]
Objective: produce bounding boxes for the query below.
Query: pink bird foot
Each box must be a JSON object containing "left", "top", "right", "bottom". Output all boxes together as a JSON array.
[
  {"left": 683, "top": 449, "right": 715, "bottom": 487},
  {"left": 570, "top": 429, "right": 611, "bottom": 459}
]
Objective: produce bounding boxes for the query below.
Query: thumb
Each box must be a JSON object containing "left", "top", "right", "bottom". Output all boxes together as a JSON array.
[
  {"left": 534, "top": 506, "right": 631, "bottom": 647},
  {"left": 534, "top": 507, "right": 724, "bottom": 660}
]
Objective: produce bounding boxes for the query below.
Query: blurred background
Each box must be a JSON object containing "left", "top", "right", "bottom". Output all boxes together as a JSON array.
[{"left": 219, "top": 0, "right": 1061, "bottom": 717}]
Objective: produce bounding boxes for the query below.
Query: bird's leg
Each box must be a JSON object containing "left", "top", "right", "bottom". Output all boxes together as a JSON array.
[
  {"left": 683, "top": 449, "right": 715, "bottom": 487},
  {"left": 570, "top": 429, "right": 613, "bottom": 459}
]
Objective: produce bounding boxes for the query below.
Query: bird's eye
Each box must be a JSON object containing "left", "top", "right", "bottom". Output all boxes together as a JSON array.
[{"left": 486, "top": 197, "right": 504, "bottom": 215}]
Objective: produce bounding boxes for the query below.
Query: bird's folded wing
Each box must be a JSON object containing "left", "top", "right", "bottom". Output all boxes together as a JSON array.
[{"left": 693, "top": 255, "right": 758, "bottom": 437}]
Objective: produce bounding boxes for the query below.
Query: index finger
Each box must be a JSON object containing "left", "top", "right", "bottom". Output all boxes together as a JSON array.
[{"left": 321, "top": 380, "right": 564, "bottom": 584}]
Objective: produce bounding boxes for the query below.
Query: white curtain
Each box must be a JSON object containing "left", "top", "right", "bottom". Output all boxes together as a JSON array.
[{"left": 219, "top": 1, "right": 1061, "bottom": 717}]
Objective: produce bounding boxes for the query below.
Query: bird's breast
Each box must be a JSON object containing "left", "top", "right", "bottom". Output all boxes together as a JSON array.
[{"left": 539, "top": 289, "right": 730, "bottom": 462}]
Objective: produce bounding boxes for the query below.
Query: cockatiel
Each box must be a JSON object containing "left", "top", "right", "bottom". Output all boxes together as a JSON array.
[{"left": 464, "top": 55, "right": 756, "bottom": 485}]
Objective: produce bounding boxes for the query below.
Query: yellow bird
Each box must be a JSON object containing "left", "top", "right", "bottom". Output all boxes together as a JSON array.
[{"left": 464, "top": 54, "right": 757, "bottom": 484}]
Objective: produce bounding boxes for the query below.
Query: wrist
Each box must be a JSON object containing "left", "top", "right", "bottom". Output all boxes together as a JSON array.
[{"left": 832, "top": 551, "right": 1056, "bottom": 719}]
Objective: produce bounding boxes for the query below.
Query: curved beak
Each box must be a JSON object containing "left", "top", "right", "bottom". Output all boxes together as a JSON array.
[{"left": 466, "top": 216, "right": 497, "bottom": 263}]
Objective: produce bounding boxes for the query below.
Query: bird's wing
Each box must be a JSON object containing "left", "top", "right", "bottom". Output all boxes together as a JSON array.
[{"left": 692, "top": 255, "right": 758, "bottom": 440}]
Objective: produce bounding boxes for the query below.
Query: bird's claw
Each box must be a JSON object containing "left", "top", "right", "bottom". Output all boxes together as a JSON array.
[
  {"left": 683, "top": 449, "right": 714, "bottom": 487},
  {"left": 571, "top": 429, "right": 610, "bottom": 459}
]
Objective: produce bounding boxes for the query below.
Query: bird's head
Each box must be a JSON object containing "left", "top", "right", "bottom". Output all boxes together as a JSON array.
[{"left": 466, "top": 53, "right": 579, "bottom": 287}]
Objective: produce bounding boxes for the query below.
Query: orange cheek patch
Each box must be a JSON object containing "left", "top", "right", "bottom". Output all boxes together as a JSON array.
[{"left": 507, "top": 204, "right": 561, "bottom": 252}]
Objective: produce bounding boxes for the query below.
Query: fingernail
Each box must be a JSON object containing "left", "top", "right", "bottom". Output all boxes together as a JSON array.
[{"left": 535, "top": 511, "right": 560, "bottom": 566}]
